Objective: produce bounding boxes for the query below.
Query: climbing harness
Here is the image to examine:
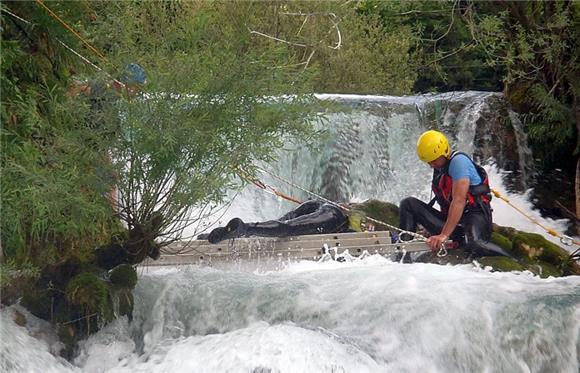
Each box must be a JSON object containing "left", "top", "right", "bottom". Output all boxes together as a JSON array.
[{"left": 491, "top": 189, "right": 580, "bottom": 247}]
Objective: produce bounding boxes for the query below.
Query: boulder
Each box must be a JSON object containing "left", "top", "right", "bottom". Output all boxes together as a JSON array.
[{"left": 352, "top": 199, "right": 400, "bottom": 230}]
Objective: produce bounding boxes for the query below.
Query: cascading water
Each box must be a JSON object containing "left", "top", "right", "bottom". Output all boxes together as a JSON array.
[
  {"left": 1, "top": 92, "right": 578, "bottom": 373},
  {"left": 197, "top": 92, "right": 546, "bottom": 232}
]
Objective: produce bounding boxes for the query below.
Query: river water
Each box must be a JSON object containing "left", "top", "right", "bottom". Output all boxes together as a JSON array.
[{"left": 1, "top": 92, "right": 578, "bottom": 373}]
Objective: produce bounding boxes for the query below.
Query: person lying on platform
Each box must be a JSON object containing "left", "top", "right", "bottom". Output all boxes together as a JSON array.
[
  {"left": 205, "top": 200, "right": 368, "bottom": 244},
  {"left": 398, "top": 130, "right": 511, "bottom": 258}
]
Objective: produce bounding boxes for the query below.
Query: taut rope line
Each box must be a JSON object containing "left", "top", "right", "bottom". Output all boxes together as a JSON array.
[{"left": 491, "top": 189, "right": 579, "bottom": 247}]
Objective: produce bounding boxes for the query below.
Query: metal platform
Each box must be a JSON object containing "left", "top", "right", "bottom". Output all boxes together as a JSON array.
[{"left": 144, "top": 231, "right": 433, "bottom": 267}]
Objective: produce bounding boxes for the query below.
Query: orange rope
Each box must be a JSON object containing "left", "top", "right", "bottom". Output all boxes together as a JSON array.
[
  {"left": 237, "top": 168, "right": 302, "bottom": 205},
  {"left": 491, "top": 189, "right": 580, "bottom": 246}
]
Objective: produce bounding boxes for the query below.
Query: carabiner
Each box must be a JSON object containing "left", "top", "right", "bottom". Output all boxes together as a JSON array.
[{"left": 437, "top": 245, "right": 448, "bottom": 257}]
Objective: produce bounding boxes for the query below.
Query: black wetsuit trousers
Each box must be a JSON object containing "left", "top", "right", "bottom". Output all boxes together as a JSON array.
[
  {"left": 399, "top": 196, "right": 511, "bottom": 257},
  {"left": 244, "top": 200, "right": 349, "bottom": 237}
]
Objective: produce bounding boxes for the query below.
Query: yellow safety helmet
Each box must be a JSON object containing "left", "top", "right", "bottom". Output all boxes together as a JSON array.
[{"left": 416, "top": 130, "right": 451, "bottom": 163}]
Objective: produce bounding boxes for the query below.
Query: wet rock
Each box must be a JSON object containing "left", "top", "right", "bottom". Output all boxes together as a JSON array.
[
  {"left": 512, "top": 232, "right": 569, "bottom": 264},
  {"left": 109, "top": 264, "right": 138, "bottom": 289},
  {"left": 20, "top": 286, "right": 54, "bottom": 321},
  {"left": 58, "top": 324, "right": 76, "bottom": 360},
  {"left": 526, "top": 261, "right": 562, "bottom": 278},
  {"left": 13, "top": 309, "right": 27, "bottom": 327},
  {"left": 353, "top": 199, "right": 400, "bottom": 230},
  {"left": 95, "top": 243, "right": 128, "bottom": 270},
  {"left": 114, "top": 289, "right": 134, "bottom": 319},
  {"left": 478, "top": 257, "right": 525, "bottom": 272},
  {"left": 356, "top": 201, "right": 579, "bottom": 276},
  {"left": 65, "top": 272, "right": 108, "bottom": 318}
]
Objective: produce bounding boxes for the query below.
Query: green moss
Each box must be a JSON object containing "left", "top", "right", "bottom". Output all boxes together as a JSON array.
[
  {"left": 109, "top": 264, "right": 138, "bottom": 289},
  {"left": 538, "top": 262, "right": 563, "bottom": 278},
  {"left": 478, "top": 257, "right": 525, "bottom": 272},
  {"left": 512, "top": 232, "right": 568, "bottom": 264},
  {"left": 490, "top": 232, "right": 513, "bottom": 253},
  {"left": 353, "top": 199, "right": 400, "bottom": 230},
  {"left": 492, "top": 225, "right": 519, "bottom": 240},
  {"left": 65, "top": 272, "right": 108, "bottom": 315},
  {"left": 116, "top": 289, "right": 134, "bottom": 318}
]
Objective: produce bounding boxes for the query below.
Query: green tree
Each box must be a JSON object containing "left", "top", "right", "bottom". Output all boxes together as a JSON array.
[
  {"left": 1, "top": 2, "right": 119, "bottom": 275},
  {"left": 81, "top": 1, "right": 322, "bottom": 257},
  {"left": 1, "top": 0, "right": 325, "bottom": 278},
  {"left": 229, "top": 0, "right": 417, "bottom": 94},
  {"left": 463, "top": 0, "right": 579, "bottom": 213},
  {"left": 358, "top": 0, "right": 505, "bottom": 92}
]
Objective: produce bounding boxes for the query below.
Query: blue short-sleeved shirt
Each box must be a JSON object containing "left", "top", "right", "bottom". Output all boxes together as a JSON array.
[{"left": 448, "top": 153, "right": 482, "bottom": 185}]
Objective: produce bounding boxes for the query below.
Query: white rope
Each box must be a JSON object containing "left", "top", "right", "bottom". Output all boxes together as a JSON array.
[{"left": 255, "top": 166, "right": 428, "bottom": 241}]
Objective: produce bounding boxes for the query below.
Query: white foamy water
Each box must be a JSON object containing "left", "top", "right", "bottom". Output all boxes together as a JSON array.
[
  {"left": 2, "top": 259, "right": 579, "bottom": 373},
  {"left": 487, "top": 164, "right": 572, "bottom": 248}
]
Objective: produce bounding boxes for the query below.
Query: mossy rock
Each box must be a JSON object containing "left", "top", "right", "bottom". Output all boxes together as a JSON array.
[
  {"left": 109, "top": 264, "right": 138, "bottom": 289},
  {"left": 490, "top": 232, "right": 514, "bottom": 254},
  {"left": 65, "top": 272, "right": 108, "bottom": 315},
  {"left": 492, "top": 224, "right": 519, "bottom": 241},
  {"left": 478, "top": 257, "right": 525, "bottom": 272},
  {"left": 114, "top": 289, "right": 134, "bottom": 319},
  {"left": 40, "top": 258, "right": 82, "bottom": 290},
  {"left": 57, "top": 325, "right": 76, "bottom": 360},
  {"left": 512, "top": 232, "right": 569, "bottom": 265},
  {"left": 353, "top": 199, "right": 400, "bottom": 230},
  {"left": 94, "top": 243, "right": 128, "bottom": 270},
  {"left": 524, "top": 261, "right": 563, "bottom": 278},
  {"left": 20, "top": 287, "right": 53, "bottom": 320},
  {"left": 563, "top": 261, "right": 580, "bottom": 276}
]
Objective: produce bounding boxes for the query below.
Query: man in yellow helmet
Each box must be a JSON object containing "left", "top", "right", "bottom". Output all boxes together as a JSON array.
[{"left": 399, "top": 130, "right": 511, "bottom": 257}]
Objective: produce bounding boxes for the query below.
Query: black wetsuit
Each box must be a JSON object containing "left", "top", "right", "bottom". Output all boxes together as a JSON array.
[
  {"left": 247, "top": 200, "right": 349, "bottom": 237},
  {"left": 399, "top": 196, "right": 512, "bottom": 257},
  {"left": 207, "top": 200, "right": 349, "bottom": 243}
]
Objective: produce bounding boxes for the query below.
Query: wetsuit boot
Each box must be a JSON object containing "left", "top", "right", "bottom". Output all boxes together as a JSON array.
[{"left": 207, "top": 218, "right": 247, "bottom": 244}]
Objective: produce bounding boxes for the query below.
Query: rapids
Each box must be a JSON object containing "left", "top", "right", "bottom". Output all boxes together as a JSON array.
[{"left": 1, "top": 92, "right": 578, "bottom": 373}]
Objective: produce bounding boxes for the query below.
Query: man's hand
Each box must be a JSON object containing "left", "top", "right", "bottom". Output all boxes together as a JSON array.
[{"left": 427, "top": 234, "right": 448, "bottom": 251}]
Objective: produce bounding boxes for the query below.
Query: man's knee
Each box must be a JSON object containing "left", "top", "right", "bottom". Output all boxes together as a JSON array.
[{"left": 400, "top": 197, "right": 421, "bottom": 212}]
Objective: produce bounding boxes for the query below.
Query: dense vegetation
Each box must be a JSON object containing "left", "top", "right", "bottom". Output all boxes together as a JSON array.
[{"left": 1, "top": 0, "right": 578, "bottom": 356}]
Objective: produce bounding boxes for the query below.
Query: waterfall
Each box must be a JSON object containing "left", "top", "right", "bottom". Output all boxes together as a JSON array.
[
  {"left": 198, "top": 91, "right": 536, "bottom": 228},
  {"left": 2, "top": 92, "right": 577, "bottom": 373}
]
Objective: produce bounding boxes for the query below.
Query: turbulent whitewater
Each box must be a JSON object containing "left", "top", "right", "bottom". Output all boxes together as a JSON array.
[{"left": 1, "top": 92, "right": 578, "bottom": 373}]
